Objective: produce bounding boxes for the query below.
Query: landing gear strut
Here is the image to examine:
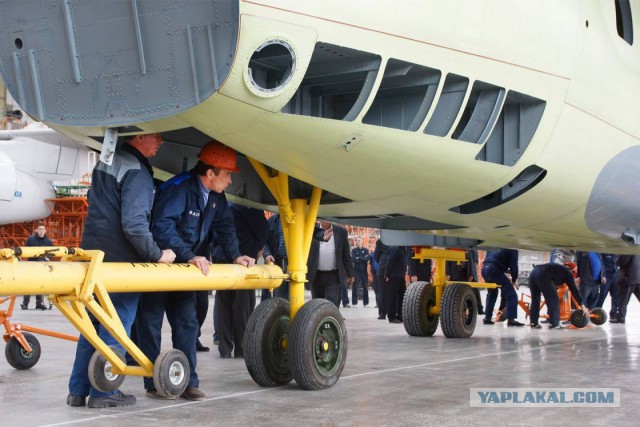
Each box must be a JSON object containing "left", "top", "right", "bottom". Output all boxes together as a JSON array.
[{"left": 245, "top": 159, "right": 347, "bottom": 390}]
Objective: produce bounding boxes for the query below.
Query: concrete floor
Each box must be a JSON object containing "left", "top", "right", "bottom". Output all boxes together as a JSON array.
[{"left": 1, "top": 289, "right": 639, "bottom": 427}]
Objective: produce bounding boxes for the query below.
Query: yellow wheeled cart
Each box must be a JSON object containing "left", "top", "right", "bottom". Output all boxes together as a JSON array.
[
  {"left": 0, "top": 246, "right": 287, "bottom": 397},
  {"left": 402, "top": 248, "right": 499, "bottom": 338}
]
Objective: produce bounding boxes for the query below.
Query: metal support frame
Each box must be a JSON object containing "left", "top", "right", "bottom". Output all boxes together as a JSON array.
[
  {"left": 2, "top": 295, "right": 77, "bottom": 354},
  {"left": 248, "top": 157, "right": 322, "bottom": 320},
  {"left": 412, "top": 247, "right": 499, "bottom": 316}
]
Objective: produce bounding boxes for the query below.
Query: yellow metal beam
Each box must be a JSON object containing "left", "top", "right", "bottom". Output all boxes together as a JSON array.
[
  {"left": 0, "top": 247, "right": 287, "bottom": 378},
  {"left": 247, "top": 157, "right": 322, "bottom": 320},
  {"left": 0, "top": 257, "right": 286, "bottom": 296}
]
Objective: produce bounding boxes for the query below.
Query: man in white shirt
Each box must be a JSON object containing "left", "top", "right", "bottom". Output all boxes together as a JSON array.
[{"left": 307, "top": 221, "right": 355, "bottom": 307}]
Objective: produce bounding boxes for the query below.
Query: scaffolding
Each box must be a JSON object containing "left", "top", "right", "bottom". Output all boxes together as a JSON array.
[
  {"left": 0, "top": 197, "right": 88, "bottom": 248},
  {"left": 345, "top": 225, "right": 380, "bottom": 252}
]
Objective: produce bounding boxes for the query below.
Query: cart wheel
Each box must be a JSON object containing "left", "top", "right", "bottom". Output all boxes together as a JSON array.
[
  {"left": 244, "top": 297, "right": 293, "bottom": 386},
  {"left": 570, "top": 310, "right": 589, "bottom": 328},
  {"left": 402, "top": 282, "right": 439, "bottom": 336},
  {"left": 5, "top": 333, "right": 41, "bottom": 370},
  {"left": 88, "top": 346, "right": 126, "bottom": 392},
  {"left": 290, "top": 299, "right": 347, "bottom": 390},
  {"left": 589, "top": 308, "right": 608, "bottom": 326},
  {"left": 153, "top": 349, "right": 189, "bottom": 398},
  {"left": 440, "top": 283, "right": 477, "bottom": 338}
]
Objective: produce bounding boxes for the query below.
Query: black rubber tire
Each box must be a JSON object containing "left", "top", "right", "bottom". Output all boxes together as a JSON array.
[
  {"left": 440, "top": 283, "right": 477, "bottom": 338},
  {"left": 88, "top": 346, "right": 126, "bottom": 392},
  {"left": 402, "top": 281, "right": 439, "bottom": 337},
  {"left": 570, "top": 310, "right": 589, "bottom": 328},
  {"left": 589, "top": 308, "right": 608, "bottom": 326},
  {"left": 153, "top": 349, "right": 189, "bottom": 398},
  {"left": 5, "top": 333, "right": 41, "bottom": 370},
  {"left": 244, "top": 297, "right": 293, "bottom": 386},
  {"left": 290, "top": 299, "right": 347, "bottom": 390}
]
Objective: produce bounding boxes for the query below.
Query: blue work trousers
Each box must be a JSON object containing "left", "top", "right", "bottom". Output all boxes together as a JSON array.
[
  {"left": 596, "top": 274, "right": 619, "bottom": 315},
  {"left": 136, "top": 291, "right": 199, "bottom": 390},
  {"left": 352, "top": 268, "right": 369, "bottom": 306},
  {"left": 528, "top": 276, "right": 560, "bottom": 327},
  {"left": 581, "top": 284, "right": 599, "bottom": 310},
  {"left": 68, "top": 292, "right": 140, "bottom": 397},
  {"left": 482, "top": 263, "right": 517, "bottom": 320}
]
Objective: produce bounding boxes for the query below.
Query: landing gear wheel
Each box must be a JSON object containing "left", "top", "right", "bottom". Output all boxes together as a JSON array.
[
  {"left": 5, "top": 333, "right": 41, "bottom": 370},
  {"left": 244, "top": 297, "right": 293, "bottom": 386},
  {"left": 153, "top": 349, "right": 189, "bottom": 398},
  {"left": 440, "top": 283, "right": 477, "bottom": 338},
  {"left": 589, "top": 308, "right": 608, "bottom": 326},
  {"left": 402, "top": 282, "right": 439, "bottom": 336},
  {"left": 570, "top": 310, "right": 589, "bottom": 328},
  {"left": 290, "top": 299, "right": 347, "bottom": 390},
  {"left": 88, "top": 346, "right": 126, "bottom": 392}
]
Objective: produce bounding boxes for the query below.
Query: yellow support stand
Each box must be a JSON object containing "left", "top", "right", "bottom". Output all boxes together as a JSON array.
[
  {"left": 412, "top": 247, "right": 499, "bottom": 316},
  {"left": 0, "top": 246, "right": 287, "bottom": 382}
]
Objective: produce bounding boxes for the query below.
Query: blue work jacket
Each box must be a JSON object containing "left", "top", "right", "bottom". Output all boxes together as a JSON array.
[{"left": 152, "top": 171, "right": 240, "bottom": 263}]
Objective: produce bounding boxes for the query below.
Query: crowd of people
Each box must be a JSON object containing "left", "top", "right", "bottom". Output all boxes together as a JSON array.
[{"left": 16, "top": 133, "right": 639, "bottom": 409}]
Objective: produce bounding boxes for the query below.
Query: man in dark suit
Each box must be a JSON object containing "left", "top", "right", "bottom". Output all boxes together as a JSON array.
[{"left": 307, "top": 221, "right": 355, "bottom": 308}]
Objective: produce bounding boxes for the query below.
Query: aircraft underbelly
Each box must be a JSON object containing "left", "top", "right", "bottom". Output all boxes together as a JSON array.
[{"left": 0, "top": 0, "right": 638, "bottom": 251}]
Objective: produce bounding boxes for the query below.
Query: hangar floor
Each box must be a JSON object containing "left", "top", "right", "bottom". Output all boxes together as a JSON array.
[{"left": 2, "top": 289, "right": 638, "bottom": 426}]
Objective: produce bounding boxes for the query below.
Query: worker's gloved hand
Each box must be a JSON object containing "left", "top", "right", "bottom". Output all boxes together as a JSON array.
[
  {"left": 581, "top": 304, "right": 590, "bottom": 315},
  {"left": 189, "top": 255, "right": 211, "bottom": 275},
  {"left": 265, "top": 255, "right": 275, "bottom": 264}
]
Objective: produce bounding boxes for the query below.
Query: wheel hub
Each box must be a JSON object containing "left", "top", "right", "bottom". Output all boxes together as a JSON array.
[
  {"left": 168, "top": 361, "right": 186, "bottom": 386},
  {"left": 104, "top": 361, "right": 118, "bottom": 381},
  {"left": 312, "top": 318, "right": 343, "bottom": 377}
]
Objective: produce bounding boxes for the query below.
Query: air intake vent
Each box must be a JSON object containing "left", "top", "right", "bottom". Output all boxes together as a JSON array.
[{"left": 476, "top": 91, "right": 545, "bottom": 166}]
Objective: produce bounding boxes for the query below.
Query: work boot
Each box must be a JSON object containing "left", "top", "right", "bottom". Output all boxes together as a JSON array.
[
  {"left": 483, "top": 319, "right": 495, "bottom": 325},
  {"left": 66, "top": 394, "right": 86, "bottom": 407},
  {"left": 20, "top": 303, "right": 28, "bottom": 310},
  {"left": 181, "top": 386, "right": 205, "bottom": 401},
  {"left": 36, "top": 304, "right": 47, "bottom": 310},
  {"left": 146, "top": 389, "right": 176, "bottom": 400},
  {"left": 196, "top": 339, "right": 209, "bottom": 352},
  {"left": 87, "top": 391, "right": 136, "bottom": 408},
  {"left": 507, "top": 320, "right": 524, "bottom": 327}
]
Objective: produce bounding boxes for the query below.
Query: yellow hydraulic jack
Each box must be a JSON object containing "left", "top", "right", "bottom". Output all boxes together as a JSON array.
[
  {"left": 402, "top": 248, "right": 499, "bottom": 338},
  {"left": 244, "top": 158, "right": 347, "bottom": 390},
  {"left": 0, "top": 245, "right": 287, "bottom": 397}
]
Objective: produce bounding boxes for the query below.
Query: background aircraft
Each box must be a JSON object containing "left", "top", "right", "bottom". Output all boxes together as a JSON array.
[
  {"left": 0, "top": 0, "right": 638, "bottom": 252},
  {"left": 0, "top": 126, "right": 95, "bottom": 224}
]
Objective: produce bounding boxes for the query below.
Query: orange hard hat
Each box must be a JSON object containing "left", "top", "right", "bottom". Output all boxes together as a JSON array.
[
  {"left": 197, "top": 140, "right": 240, "bottom": 172},
  {"left": 564, "top": 261, "right": 578, "bottom": 278}
]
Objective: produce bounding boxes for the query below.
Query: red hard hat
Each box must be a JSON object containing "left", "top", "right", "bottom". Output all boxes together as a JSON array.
[
  {"left": 198, "top": 140, "right": 240, "bottom": 172},
  {"left": 564, "top": 261, "right": 578, "bottom": 278}
]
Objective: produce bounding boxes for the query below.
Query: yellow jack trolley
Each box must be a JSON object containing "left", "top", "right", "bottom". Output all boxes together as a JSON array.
[
  {"left": 0, "top": 246, "right": 286, "bottom": 397},
  {"left": 402, "top": 248, "right": 499, "bottom": 338}
]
